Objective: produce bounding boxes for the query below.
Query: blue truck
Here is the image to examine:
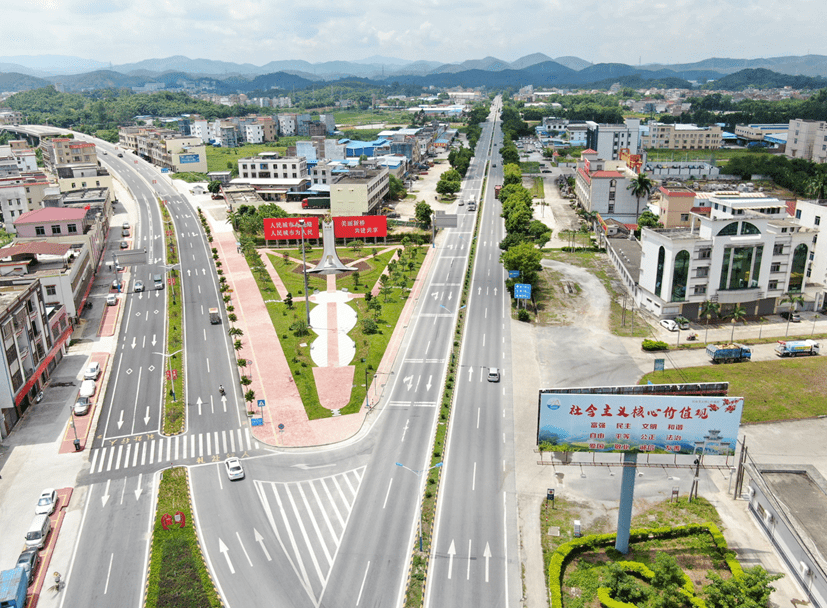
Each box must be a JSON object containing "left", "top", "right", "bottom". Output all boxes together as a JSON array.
[
  {"left": 0, "top": 567, "right": 28, "bottom": 608},
  {"left": 706, "top": 343, "right": 752, "bottom": 364}
]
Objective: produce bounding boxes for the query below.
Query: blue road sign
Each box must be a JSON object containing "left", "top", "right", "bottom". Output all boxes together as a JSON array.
[
  {"left": 508, "top": 270, "right": 521, "bottom": 278},
  {"left": 251, "top": 418, "right": 264, "bottom": 426},
  {"left": 278, "top": 423, "right": 285, "bottom": 430},
  {"left": 514, "top": 283, "right": 532, "bottom": 299},
  {"left": 654, "top": 359, "right": 665, "bottom": 371},
  {"left": 257, "top": 399, "right": 266, "bottom": 408}
]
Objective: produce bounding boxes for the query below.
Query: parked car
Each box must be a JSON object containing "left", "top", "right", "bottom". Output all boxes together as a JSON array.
[
  {"left": 112, "top": 279, "right": 121, "bottom": 291},
  {"left": 224, "top": 457, "right": 245, "bottom": 480},
  {"left": 83, "top": 361, "right": 101, "bottom": 381},
  {"left": 134, "top": 280, "right": 144, "bottom": 293},
  {"left": 73, "top": 397, "right": 91, "bottom": 416},
  {"left": 122, "top": 228, "right": 129, "bottom": 237},
  {"left": 781, "top": 311, "right": 801, "bottom": 322},
  {"left": 106, "top": 293, "right": 118, "bottom": 306},
  {"left": 35, "top": 488, "right": 57, "bottom": 515},
  {"left": 120, "top": 240, "right": 128, "bottom": 249},
  {"left": 16, "top": 548, "right": 40, "bottom": 582},
  {"left": 123, "top": 222, "right": 129, "bottom": 230},
  {"left": 659, "top": 319, "right": 679, "bottom": 332}
]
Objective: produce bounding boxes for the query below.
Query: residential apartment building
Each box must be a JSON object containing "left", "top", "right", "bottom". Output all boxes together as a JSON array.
[
  {"left": 234, "top": 153, "right": 310, "bottom": 201},
  {"left": 574, "top": 151, "right": 641, "bottom": 222},
  {"left": 0, "top": 272, "right": 73, "bottom": 437},
  {"left": 0, "top": 109, "right": 23, "bottom": 125},
  {"left": 636, "top": 193, "right": 813, "bottom": 320},
  {"left": 118, "top": 127, "right": 207, "bottom": 173},
  {"left": 0, "top": 173, "right": 60, "bottom": 233},
  {"left": 40, "top": 138, "right": 99, "bottom": 172},
  {"left": 244, "top": 123, "right": 264, "bottom": 144},
  {"left": 786, "top": 119, "right": 827, "bottom": 162},
  {"left": 278, "top": 114, "right": 297, "bottom": 137},
  {"left": 640, "top": 123, "right": 722, "bottom": 150},
  {"left": 791, "top": 200, "right": 826, "bottom": 310},
  {"left": 584, "top": 118, "right": 640, "bottom": 160},
  {"left": 330, "top": 167, "right": 389, "bottom": 216},
  {"left": 1, "top": 141, "right": 38, "bottom": 172},
  {"left": 733, "top": 123, "right": 790, "bottom": 142}
]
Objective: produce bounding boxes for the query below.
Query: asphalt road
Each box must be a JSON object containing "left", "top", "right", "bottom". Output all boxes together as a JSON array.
[{"left": 425, "top": 99, "right": 521, "bottom": 608}]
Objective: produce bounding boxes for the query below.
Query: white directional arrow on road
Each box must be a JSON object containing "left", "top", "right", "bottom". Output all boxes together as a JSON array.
[
  {"left": 221, "top": 395, "right": 227, "bottom": 412},
  {"left": 478, "top": 287, "right": 482, "bottom": 295},
  {"left": 426, "top": 375, "right": 432, "bottom": 391},
  {"left": 447, "top": 539, "right": 456, "bottom": 579},
  {"left": 117, "top": 410, "right": 124, "bottom": 429},
  {"left": 187, "top": 269, "right": 191, "bottom": 277},
  {"left": 218, "top": 538, "right": 235, "bottom": 574},
  {"left": 494, "top": 287, "right": 498, "bottom": 296},
  {"left": 131, "top": 337, "right": 137, "bottom": 349},
  {"left": 448, "top": 292, "right": 452, "bottom": 301},
  {"left": 254, "top": 529, "right": 272, "bottom": 561},
  {"left": 134, "top": 473, "right": 143, "bottom": 501},
  {"left": 403, "top": 375, "right": 414, "bottom": 390},
  {"left": 484, "top": 542, "right": 492, "bottom": 582},
  {"left": 101, "top": 479, "right": 111, "bottom": 507},
  {"left": 431, "top": 291, "right": 439, "bottom": 300},
  {"left": 144, "top": 407, "right": 151, "bottom": 425},
  {"left": 152, "top": 334, "right": 157, "bottom": 346},
  {"left": 467, "top": 367, "right": 474, "bottom": 381},
  {"left": 195, "top": 397, "right": 203, "bottom": 416}
]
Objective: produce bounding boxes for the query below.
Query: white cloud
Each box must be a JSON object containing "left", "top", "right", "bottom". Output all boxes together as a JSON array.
[{"left": 5, "top": 0, "right": 826, "bottom": 68}]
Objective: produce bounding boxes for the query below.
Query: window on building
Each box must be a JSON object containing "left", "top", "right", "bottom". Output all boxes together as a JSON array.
[
  {"left": 693, "top": 285, "right": 707, "bottom": 295},
  {"left": 696, "top": 267, "right": 709, "bottom": 278},
  {"left": 773, "top": 244, "right": 784, "bottom": 255},
  {"left": 770, "top": 263, "right": 781, "bottom": 272},
  {"left": 67, "top": 224, "right": 77, "bottom": 234},
  {"left": 718, "top": 245, "right": 763, "bottom": 291},
  {"left": 46, "top": 285, "right": 56, "bottom": 296},
  {"left": 741, "top": 222, "right": 760, "bottom": 235},
  {"left": 671, "top": 251, "right": 690, "bottom": 302},
  {"left": 680, "top": 214, "right": 689, "bottom": 222},
  {"left": 51, "top": 225, "right": 61, "bottom": 235},
  {"left": 816, "top": 216, "right": 822, "bottom": 226},
  {"left": 698, "top": 249, "right": 711, "bottom": 259},
  {"left": 35, "top": 226, "right": 45, "bottom": 236},
  {"left": 655, "top": 247, "right": 666, "bottom": 300}
]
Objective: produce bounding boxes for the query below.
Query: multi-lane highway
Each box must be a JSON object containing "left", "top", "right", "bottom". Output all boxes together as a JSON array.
[{"left": 52, "top": 97, "right": 516, "bottom": 608}]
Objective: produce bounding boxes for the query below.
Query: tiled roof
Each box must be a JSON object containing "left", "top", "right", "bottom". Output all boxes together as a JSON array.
[
  {"left": 582, "top": 148, "right": 597, "bottom": 154},
  {"left": 0, "top": 242, "right": 72, "bottom": 257},
  {"left": 15, "top": 207, "right": 87, "bottom": 224}
]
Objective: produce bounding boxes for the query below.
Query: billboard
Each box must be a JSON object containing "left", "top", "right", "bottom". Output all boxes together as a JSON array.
[
  {"left": 334, "top": 216, "right": 387, "bottom": 239},
  {"left": 618, "top": 148, "right": 643, "bottom": 173},
  {"left": 263, "top": 217, "right": 319, "bottom": 240},
  {"left": 537, "top": 389, "right": 743, "bottom": 455},
  {"left": 179, "top": 154, "right": 201, "bottom": 164}
]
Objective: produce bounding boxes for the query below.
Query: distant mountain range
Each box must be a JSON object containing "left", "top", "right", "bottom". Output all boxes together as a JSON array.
[{"left": 0, "top": 53, "right": 826, "bottom": 94}]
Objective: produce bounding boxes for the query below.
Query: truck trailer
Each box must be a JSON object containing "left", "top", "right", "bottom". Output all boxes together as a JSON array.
[
  {"left": 301, "top": 198, "right": 330, "bottom": 210},
  {"left": 706, "top": 343, "right": 752, "bottom": 364},
  {"left": 775, "top": 340, "right": 820, "bottom": 357},
  {"left": 494, "top": 185, "right": 502, "bottom": 199},
  {"left": 0, "top": 568, "right": 28, "bottom": 608}
]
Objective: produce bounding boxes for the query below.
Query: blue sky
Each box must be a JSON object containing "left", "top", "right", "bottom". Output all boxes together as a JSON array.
[{"left": 5, "top": 0, "right": 825, "bottom": 67}]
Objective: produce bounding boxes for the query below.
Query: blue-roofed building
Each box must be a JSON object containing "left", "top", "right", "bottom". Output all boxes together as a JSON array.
[{"left": 345, "top": 138, "right": 391, "bottom": 158}]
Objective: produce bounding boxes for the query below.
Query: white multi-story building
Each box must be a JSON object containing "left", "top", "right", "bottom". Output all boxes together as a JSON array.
[
  {"left": 641, "top": 123, "right": 722, "bottom": 150},
  {"left": 584, "top": 118, "right": 640, "bottom": 160},
  {"left": 786, "top": 119, "right": 827, "bottom": 163},
  {"left": 792, "top": 200, "right": 827, "bottom": 309},
  {"left": 330, "top": 167, "right": 389, "bottom": 217},
  {"left": 637, "top": 193, "right": 813, "bottom": 319},
  {"left": 278, "top": 114, "right": 297, "bottom": 137},
  {"left": 238, "top": 153, "right": 307, "bottom": 180},
  {"left": 245, "top": 124, "right": 264, "bottom": 144},
  {"left": 191, "top": 120, "right": 210, "bottom": 143},
  {"left": 574, "top": 151, "right": 642, "bottom": 222}
]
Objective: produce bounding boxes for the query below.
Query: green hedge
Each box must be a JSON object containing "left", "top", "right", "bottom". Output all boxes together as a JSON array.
[
  {"left": 551, "top": 523, "right": 740, "bottom": 608},
  {"left": 641, "top": 339, "right": 669, "bottom": 351}
]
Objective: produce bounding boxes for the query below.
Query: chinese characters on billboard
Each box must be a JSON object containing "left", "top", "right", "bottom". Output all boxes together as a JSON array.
[
  {"left": 263, "top": 217, "right": 319, "bottom": 240},
  {"left": 537, "top": 393, "right": 743, "bottom": 455},
  {"left": 334, "top": 216, "right": 387, "bottom": 238}
]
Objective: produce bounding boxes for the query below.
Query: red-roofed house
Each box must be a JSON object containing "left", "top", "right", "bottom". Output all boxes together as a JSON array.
[
  {"left": 656, "top": 185, "right": 697, "bottom": 228},
  {"left": 574, "top": 152, "right": 644, "bottom": 222},
  {"left": 14, "top": 204, "right": 109, "bottom": 269}
]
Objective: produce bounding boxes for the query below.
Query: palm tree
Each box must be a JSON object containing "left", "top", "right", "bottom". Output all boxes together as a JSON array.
[
  {"left": 699, "top": 300, "right": 720, "bottom": 344},
  {"left": 725, "top": 305, "right": 747, "bottom": 343},
  {"left": 627, "top": 172, "right": 655, "bottom": 221},
  {"left": 805, "top": 173, "right": 827, "bottom": 203},
  {"left": 780, "top": 292, "right": 805, "bottom": 337}
]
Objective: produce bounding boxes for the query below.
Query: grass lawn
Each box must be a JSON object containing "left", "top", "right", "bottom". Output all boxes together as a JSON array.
[
  {"left": 520, "top": 161, "right": 541, "bottom": 174},
  {"left": 640, "top": 356, "right": 827, "bottom": 422},
  {"left": 643, "top": 148, "right": 770, "bottom": 162},
  {"left": 544, "top": 496, "right": 726, "bottom": 608},
  {"left": 204, "top": 141, "right": 301, "bottom": 173},
  {"left": 160, "top": 200, "right": 186, "bottom": 434},
  {"left": 246, "top": 244, "right": 425, "bottom": 419},
  {"left": 530, "top": 176, "right": 545, "bottom": 199},
  {"left": 145, "top": 468, "right": 221, "bottom": 608},
  {"left": 333, "top": 109, "right": 412, "bottom": 126}
]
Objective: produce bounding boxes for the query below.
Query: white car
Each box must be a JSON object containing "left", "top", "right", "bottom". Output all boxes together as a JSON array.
[
  {"left": 224, "top": 457, "right": 245, "bottom": 481},
  {"left": 35, "top": 489, "right": 57, "bottom": 515},
  {"left": 106, "top": 293, "right": 118, "bottom": 306},
  {"left": 73, "top": 398, "right": 91, "bottom": 416},
  {"left": 659, "top": 319, "right": 679, "bottom": 332},
  {"left": 134, "top": 280, "right": 144, "bottom": 293},
  {"left": 83, "top": 361, "right": 101, "bottom": 381}
]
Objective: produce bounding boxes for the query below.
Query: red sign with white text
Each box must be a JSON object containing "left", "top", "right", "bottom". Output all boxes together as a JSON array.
[
  {"left": 333, "top": 216, "right": 387, "bottom": 238},
  {"left": 264, "top": 217, "right": 319, "bottom": 240}
]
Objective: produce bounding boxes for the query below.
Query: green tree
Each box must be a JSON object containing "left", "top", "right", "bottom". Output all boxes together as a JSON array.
[
  {"left": 349, "top": 239, "right": 364, "bottom": 255},
  {"left": 387, "top": 174, "right": 406, "bottom": 201},
  {"left": 500, "top": 241, "right": 543, "bottom": 288},
  {"left": 415, "top": 201, "right": 433, "bottom": 229},
  {"left": 704, "top": 566, "right": 783, "bottom": 608},
  {"left": 627, "top": 172, "right": 655, "bottom": 220},
  {"left": 605, "top": 563, "right": 648, "bottom": 605},
  {"left": 780, "top": 292, "right": 805, "bottom": 336},
  {"left": 806, "top": 172, "right": 827, "bottom": 202},
  {"left": 725, "top": 304, "right": 747, "bottom": 342},
  {"left": 637, "top": 209, "right": 662, "bottom": 230},
  {"left": 207, "top": 180, "right": 222, "bottom": 194},
  {"left": 650, "top": 553, "right": 689, "bottom": 608},
  {"left": 284, "top": 292, "right": 293, "bottom": 309},
  {"left": 502, "top": 163, "right": 523, "bottom": 186},
  {"left": 361, "top": 318, "right": 379, "bottom": 334},
  {"left": 700, "top": 300, "right": 720, "bottom": 343},
  {"left": 290, "top": 319, "right": 310, "bottom": 336}
]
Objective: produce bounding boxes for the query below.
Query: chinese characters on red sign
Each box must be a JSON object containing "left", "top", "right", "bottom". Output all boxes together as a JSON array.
[
  {"left": 263, "top": 217, "right": 319, "bottom": 240},
  {"left": 334, "top": 216, "right": 388, "bottom": 238}
]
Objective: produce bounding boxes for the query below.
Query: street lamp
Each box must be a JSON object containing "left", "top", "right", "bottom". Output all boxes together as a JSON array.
[
  {"left": 298, "top": 219, "right": 311, "bottom": 327},
  {"left": 361, "top": 359, "right": 373, "bottom": 409},
  {"left": 162, "top": 263, "right": 180, "bottom": 305},
  {"left": 396, "top": 461, "right": 443, "bottom": 551},
  {"left": 69, "top": 409, "right": 81, "bottom": 451},
  {"left": 154, "top": 349, "right": 182, "bottom": 401}
]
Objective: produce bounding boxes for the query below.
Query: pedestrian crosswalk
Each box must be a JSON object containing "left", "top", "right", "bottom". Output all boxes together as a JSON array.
[
  {"left": 255, "top": 467, "right": 366, "bottom": 606},
  {"left": 89, "top": 427, "right": 260, "bottom": 474}
]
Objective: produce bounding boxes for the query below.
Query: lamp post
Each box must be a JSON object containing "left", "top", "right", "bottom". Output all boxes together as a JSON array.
[
  {"left": 154, "top": 349, "right": 182, "bottom": 401},
  {"left": 396, "top": 461, "right": 443, "bottom": 551},
  {"left": 69, "top": 409, "right": 80, "bottom": 451},
  {"left": 299, "top": 219, "right": 310, "bottom": 327},
  {"left": 162, "top": 263, "right": 180, "bottom": 305}
]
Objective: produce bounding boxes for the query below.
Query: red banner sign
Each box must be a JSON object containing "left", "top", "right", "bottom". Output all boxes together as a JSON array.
[
  {"left": 333, "top": 216, "right": 387, "bottom": 238},
  {"left": 264, "top": 217, "right": 319, "bottom": 240}
]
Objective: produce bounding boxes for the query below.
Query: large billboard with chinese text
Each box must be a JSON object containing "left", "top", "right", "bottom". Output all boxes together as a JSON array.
[
  {"left": 334, "top": 216, "right": 387, "bottom": 239},
  {"left": 263, "top": 217, "right": 319, "bottom": 240},
  {"left": 537, "top": 387, "right": 742, "bottom": 455}
]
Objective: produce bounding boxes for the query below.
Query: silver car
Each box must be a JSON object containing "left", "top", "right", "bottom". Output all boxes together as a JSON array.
[{"left": 224, "top": 457, "right": 245, "bottom": 481}]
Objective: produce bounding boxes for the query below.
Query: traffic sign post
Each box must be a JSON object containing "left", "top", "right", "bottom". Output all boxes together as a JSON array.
[
  {"left": 514, "top": 283, "right": 532, "bottom": 299},
  {"left": 251, "top": 418, "right": 264, "bottom": 426},
  {"left": 508, "top": 270, "right": 521, "bottom": 279}
]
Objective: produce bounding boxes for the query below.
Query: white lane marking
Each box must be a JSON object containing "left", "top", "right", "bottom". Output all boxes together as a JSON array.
[
  {"left": 356, "top": 561, "right": 370, "bottom": 606},
  {"left": 467, "top": 539, "right": 472, "bottom": 580},
  {"left": 383, "top": 478, "right": 393, "bottom": 510},
  {"left": 103, "top": 553, "right": 114, "bottom": 594},
  {"left": 472, "top": 462, "right": 477, "bottom": 491},
  {"left": 236, "top": 531, "right": 253, "bottom": 567},
  {"left": 477, "top": 407, "right": 481, "bottom": 429}
]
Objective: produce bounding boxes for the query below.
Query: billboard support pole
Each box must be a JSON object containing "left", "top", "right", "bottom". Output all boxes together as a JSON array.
[{"left": 615, "top": 452, "right": 637, "bottom": 554}]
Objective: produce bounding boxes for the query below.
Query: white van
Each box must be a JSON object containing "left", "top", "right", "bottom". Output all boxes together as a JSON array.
[
  {"left": 79, "top": 379, "right": 96, "bottom": 400},
  {"left": 153, "top": 274, "right": 164, "bottom": 290},
  {"left": 487, "top": 367, "right": 500, "bottom": 382},
  {"left": 25, "top": 514, "right": 51, "bottom": 549}
]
